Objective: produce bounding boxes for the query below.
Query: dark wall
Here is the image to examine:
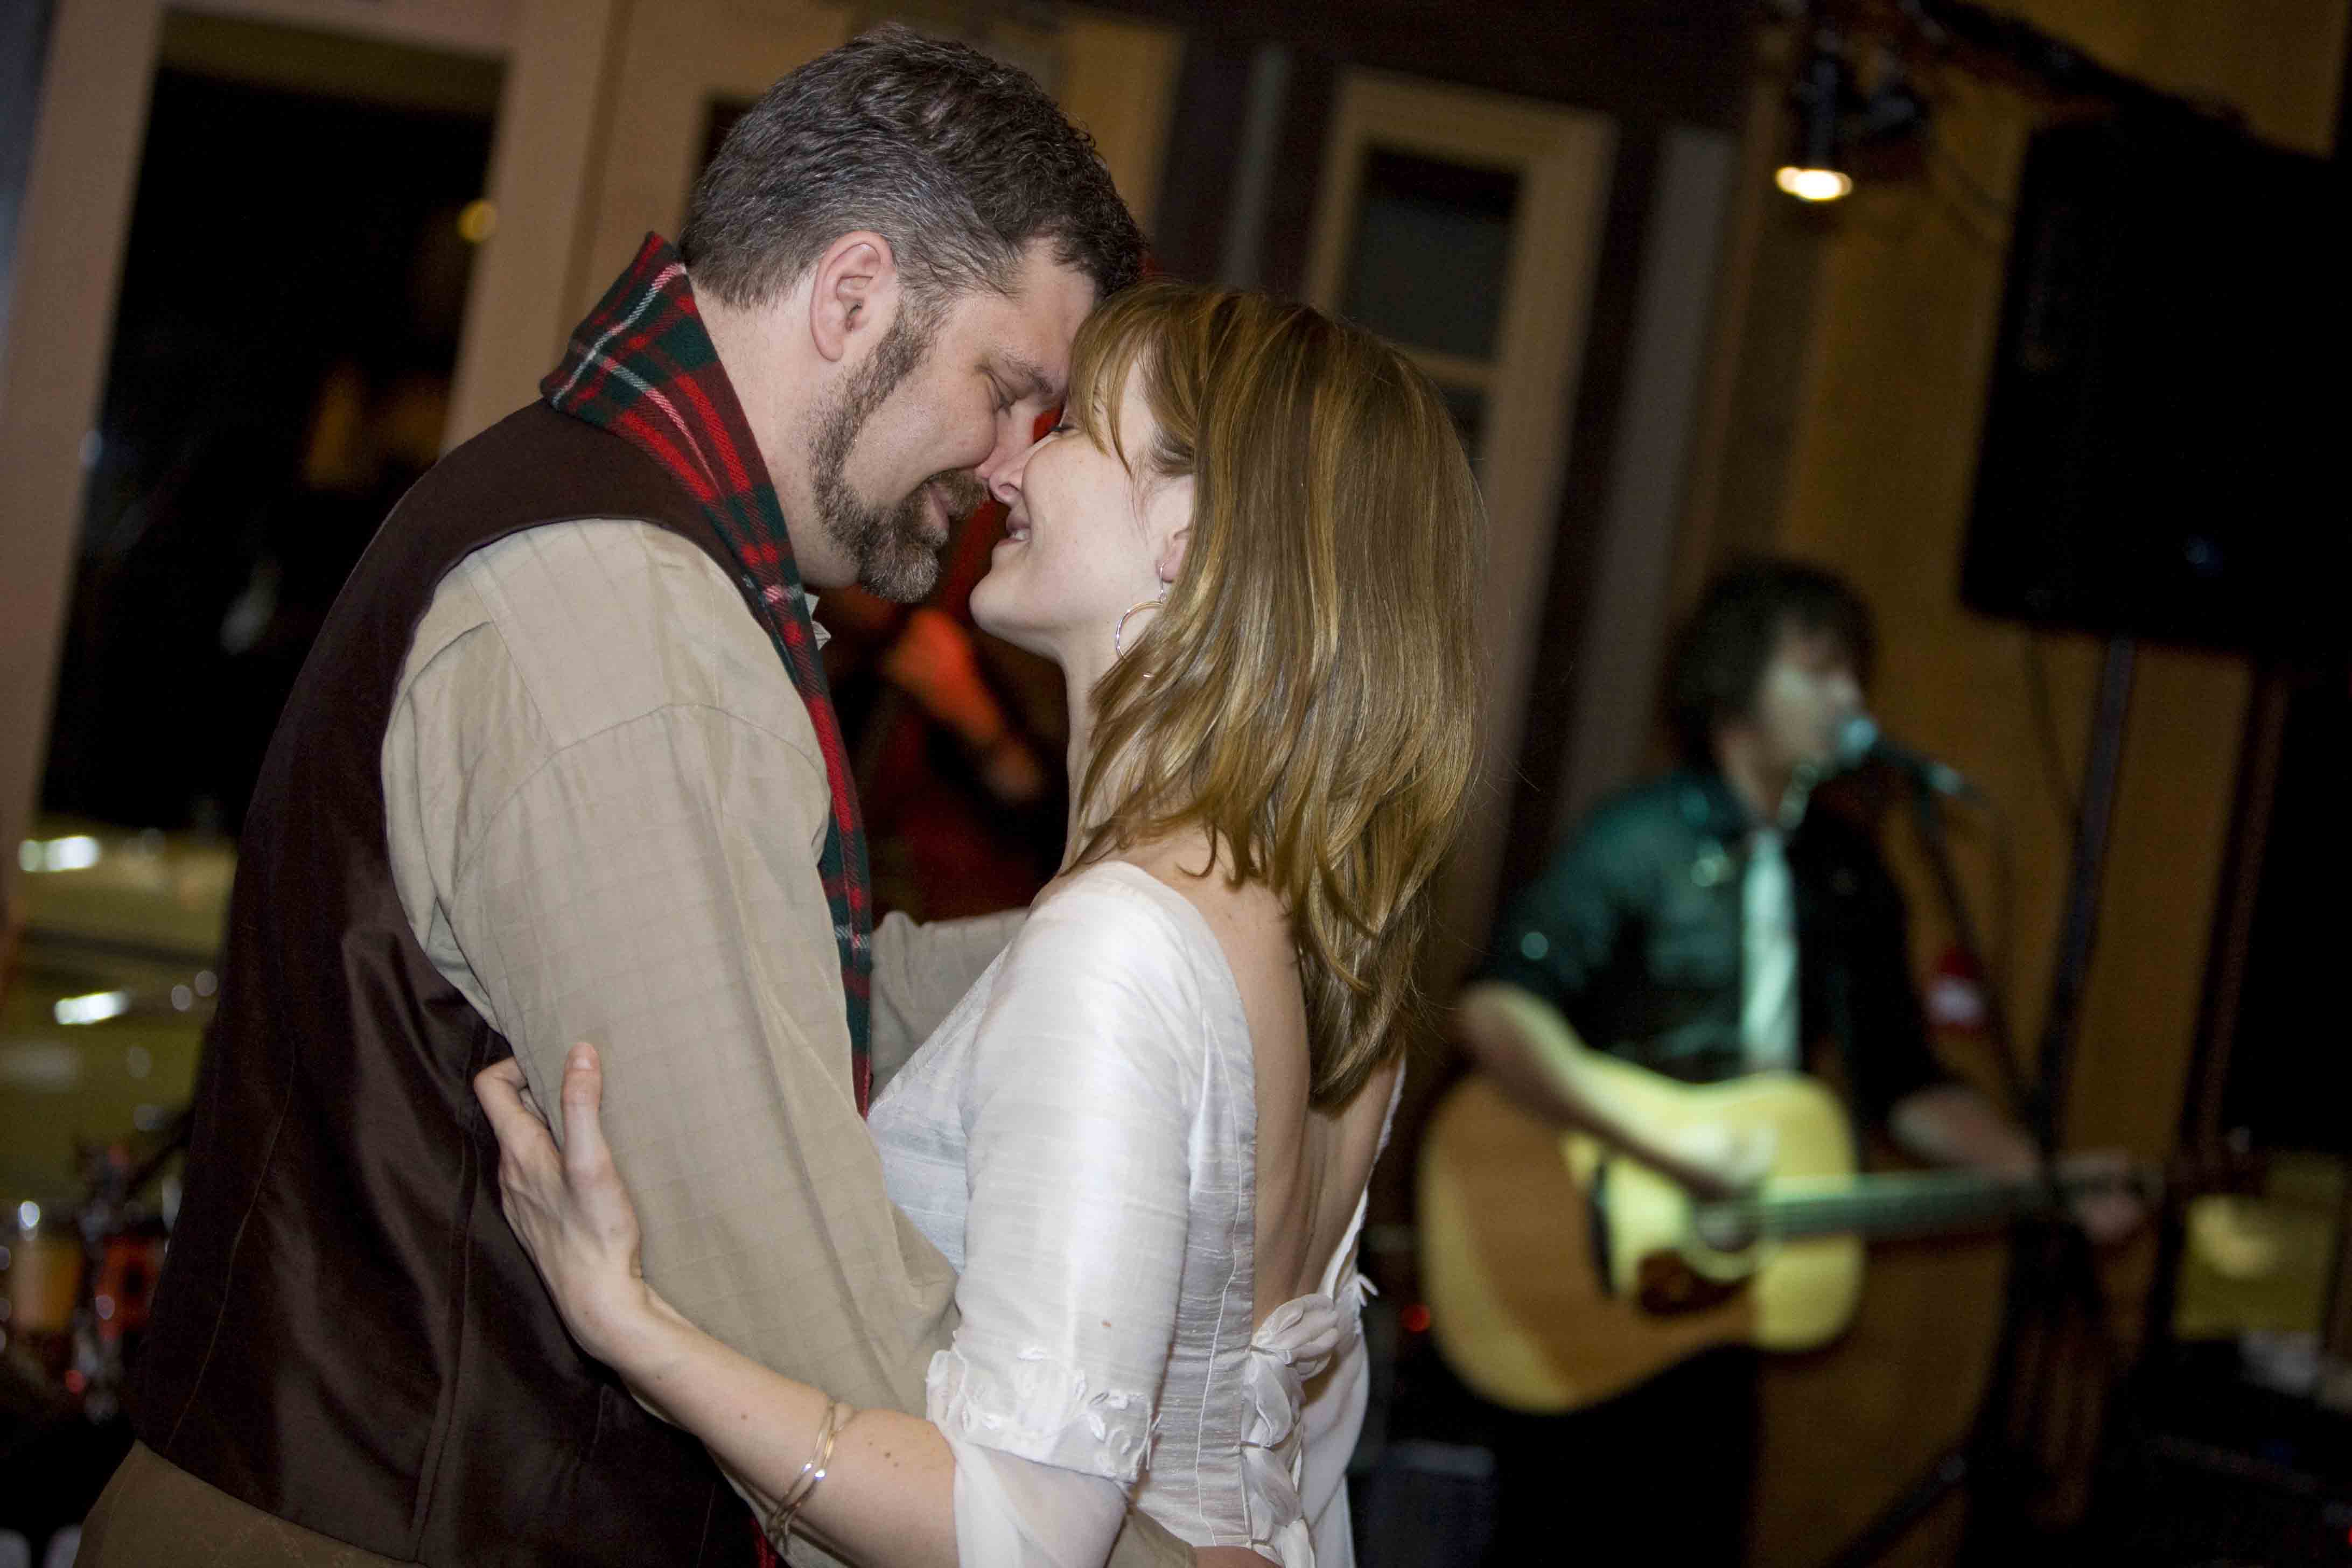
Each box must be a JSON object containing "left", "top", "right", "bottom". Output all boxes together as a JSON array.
[
  {"left": 1136, "top": 0, "right": 1753, "bottom": 286},
  {"left": 1100, "top": 0, "right": 1752, "bottom": 131}
]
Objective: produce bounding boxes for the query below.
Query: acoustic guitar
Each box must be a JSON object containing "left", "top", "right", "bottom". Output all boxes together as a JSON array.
[{"left": 1416, "top": 1061, "right": 2158, "bottom": 1415}]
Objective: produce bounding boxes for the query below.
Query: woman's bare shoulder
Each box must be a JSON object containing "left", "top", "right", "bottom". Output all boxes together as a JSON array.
[{"left": 1110, "top": 836, "right": 1298, "bottom": 1020}]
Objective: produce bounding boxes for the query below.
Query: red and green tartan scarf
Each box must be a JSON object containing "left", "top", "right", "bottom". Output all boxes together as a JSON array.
[{"left": 542, "top": 232, "right": 877, "bottom": 1115}]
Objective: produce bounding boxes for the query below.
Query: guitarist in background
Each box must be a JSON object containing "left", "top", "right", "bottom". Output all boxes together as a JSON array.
[{"left": 1449, "top": 558, "right": 2139, "bottom": 1562}]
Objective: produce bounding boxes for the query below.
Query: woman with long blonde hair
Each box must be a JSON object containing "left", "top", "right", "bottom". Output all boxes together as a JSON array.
[{"left": 476, "top": 282, "right": 1481, "bottom": 1567}]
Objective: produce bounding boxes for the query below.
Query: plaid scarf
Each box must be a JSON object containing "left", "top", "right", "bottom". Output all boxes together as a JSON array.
[{"left": 543, "top": 233, "right": 876, "bottom": 1115}]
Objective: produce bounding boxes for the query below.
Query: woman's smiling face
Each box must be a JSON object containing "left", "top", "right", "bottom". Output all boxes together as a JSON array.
[{"left": 969, "top": 359, "right": 1194, "bottom": 667}]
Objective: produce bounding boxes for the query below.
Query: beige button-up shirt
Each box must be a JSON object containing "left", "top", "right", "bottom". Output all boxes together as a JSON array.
[{"left": 381, "top": 520, "right": 1194, "bottom": 1564}]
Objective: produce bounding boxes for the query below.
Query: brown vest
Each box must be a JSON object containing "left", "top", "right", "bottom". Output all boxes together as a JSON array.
[{"left": 130, "top": 404, "right": 761, "bottom": 1566}]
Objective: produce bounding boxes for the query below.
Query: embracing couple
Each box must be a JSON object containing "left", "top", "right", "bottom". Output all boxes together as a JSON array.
[{"left": 77, "top": 26, "right": 1480, "bottom": 1568}]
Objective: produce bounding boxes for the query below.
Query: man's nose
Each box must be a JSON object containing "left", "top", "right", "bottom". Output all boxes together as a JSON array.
[{"left": 982, "top": 429, "right": 1038, "bottom": 508}]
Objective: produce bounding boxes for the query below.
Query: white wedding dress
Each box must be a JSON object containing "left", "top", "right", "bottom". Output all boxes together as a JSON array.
[{"left": 869, "top": 863, "right": 1381, "bottom": 1567}]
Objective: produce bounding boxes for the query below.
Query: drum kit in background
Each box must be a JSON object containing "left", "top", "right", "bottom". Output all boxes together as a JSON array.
[
  {"left": 2, "top": 823, "right": 230, "bottom": 1557},
  {"left": 0, "top": 1104, "right": 185, "bottom": 1568},
  {"left": 3, "top": 1114, "right": 185, "bottom": 1424}
]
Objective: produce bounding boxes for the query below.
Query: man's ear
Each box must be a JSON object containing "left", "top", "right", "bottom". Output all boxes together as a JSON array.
[{"left": 808, "top": 230, "right": 900, "bottom": 364}]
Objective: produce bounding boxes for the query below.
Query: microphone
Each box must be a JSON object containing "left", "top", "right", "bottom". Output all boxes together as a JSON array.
[{"left": 1835, "top": 713, "right": 1980, "bottom": 801}]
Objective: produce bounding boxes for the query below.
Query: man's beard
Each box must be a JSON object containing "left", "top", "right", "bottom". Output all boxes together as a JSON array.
[{"left": 806, "top": 306, "right": 989, "bottom": 604}]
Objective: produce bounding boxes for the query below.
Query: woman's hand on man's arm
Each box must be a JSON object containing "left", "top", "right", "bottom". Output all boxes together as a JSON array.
[{"left": 475, "top": 1048, "right": 676, "bottom": 1370}]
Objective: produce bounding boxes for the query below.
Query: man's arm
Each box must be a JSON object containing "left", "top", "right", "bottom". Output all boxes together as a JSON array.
[
  {"left": 1452, "top": 982, "right": 1769, "bottom": 1199},
  {"left": 1885, "top": 1082, "right": 2037, "bottom": 1170},
  {"left": 386, "top": 521, "right": 954, "bottom": 1412},
  {"left": 871, "top": 907, "right": 1024, "bottom": 1093},
  {"left": 1818, "top": 814, "right": 2140, "bottom": 1244},
  {"left": 1887, "top": 1084, "right": 2143, "bottom": 1244},
  {"left": 389, "top": 522, "right": 1190, "bottom": 1564},
  {"left": 1458, "top": 816, "right": 1767, "bottom": 1195}
]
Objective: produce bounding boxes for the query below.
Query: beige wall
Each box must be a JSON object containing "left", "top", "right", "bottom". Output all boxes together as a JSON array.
[
  {"left": 0, "top": 0, "right": 162, "bottom": 934},
  {"left": 1056, "top": 11, "right": 1182, "bottom": 243},
  {"left": 441, "top": 0, "right": 624, "bottom": 447},
  {"left": 1720, "top": 3, "right": 2349, "bottom": 1560}
]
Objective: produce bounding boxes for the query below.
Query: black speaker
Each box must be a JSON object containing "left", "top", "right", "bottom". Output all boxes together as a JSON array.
[{"left": 1962, "top": 116, "right": 2349, "bottom": 654}]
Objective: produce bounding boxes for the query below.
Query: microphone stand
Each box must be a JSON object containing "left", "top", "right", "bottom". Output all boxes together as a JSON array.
[
  {"left": 1899, "top": 771, "right": 2036, "bottom": 1130},
  {"left": 1826, "top": 635, "right": 2137, "bottom": 1567}
]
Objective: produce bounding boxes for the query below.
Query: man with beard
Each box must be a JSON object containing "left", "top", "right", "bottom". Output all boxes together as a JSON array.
[{"left": 80, "top": 29, "right": 1179, "bottom": 1567}]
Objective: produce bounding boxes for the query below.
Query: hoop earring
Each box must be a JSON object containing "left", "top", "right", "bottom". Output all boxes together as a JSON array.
[{"left": 1113, "top": 594, "right": 1165, "bottom": 659}]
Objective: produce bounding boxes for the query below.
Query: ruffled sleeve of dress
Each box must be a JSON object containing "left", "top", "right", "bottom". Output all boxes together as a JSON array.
[{"left": 925, "top": 871, "right": 1210, "bottom": 1565}]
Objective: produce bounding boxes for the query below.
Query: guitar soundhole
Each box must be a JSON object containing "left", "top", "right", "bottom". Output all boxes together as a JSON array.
[
  {"left": 1692, "top": 1202, "right": 1762, "bottom": 1254},
  {"left": 1634, "top": 1252, "right": 1744, "bottom": 1317}
]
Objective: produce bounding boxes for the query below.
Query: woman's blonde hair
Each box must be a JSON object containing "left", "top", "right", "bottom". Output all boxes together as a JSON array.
[{"left": 1066, "top": 282, "right": 1483, "bottom": 1108}]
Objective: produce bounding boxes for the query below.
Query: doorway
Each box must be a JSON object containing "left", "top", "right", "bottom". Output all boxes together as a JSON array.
[{"left": 41, "top": 12, "right": 502, "bottom": 837}]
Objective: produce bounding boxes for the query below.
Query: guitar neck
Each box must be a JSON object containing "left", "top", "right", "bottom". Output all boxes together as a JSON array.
[{"left": 1740, "top": 1168, "right": 2113, "bottom": 1241}]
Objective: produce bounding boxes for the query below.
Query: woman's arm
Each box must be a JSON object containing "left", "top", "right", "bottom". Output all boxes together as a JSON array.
[
  {"left": 478, "top": 1047, "right": 961, "bottom": 1566},
  {"left": 478, "top": 876, "right": 1219, "bottom": 1565}
]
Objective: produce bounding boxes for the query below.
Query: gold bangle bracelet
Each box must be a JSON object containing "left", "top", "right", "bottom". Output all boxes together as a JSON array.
[
  {"left": 766, "top": 1398, "right": 851, "bottom": 1544},
  {"left": 766, "top": 1410, "right": 827, "bottom": 1533}
]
